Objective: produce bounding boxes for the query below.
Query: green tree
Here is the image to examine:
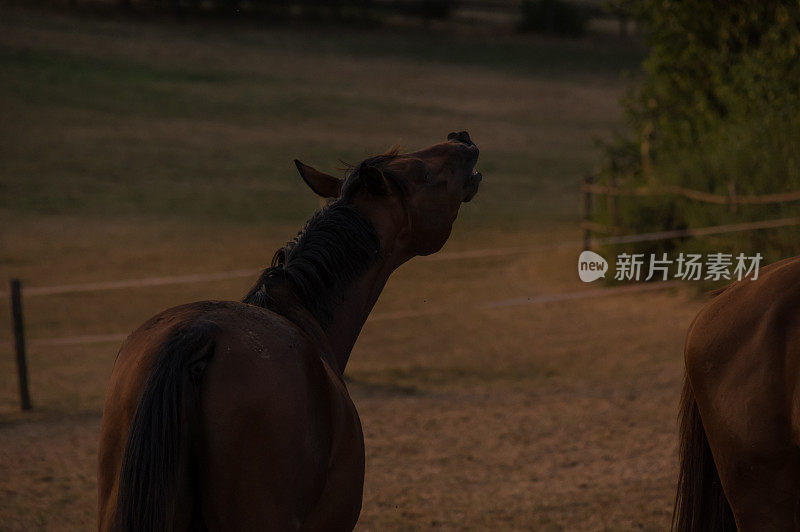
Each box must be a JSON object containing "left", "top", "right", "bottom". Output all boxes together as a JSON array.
[{"left": 595, "top": 1, "right": 800, "bottom": 266}]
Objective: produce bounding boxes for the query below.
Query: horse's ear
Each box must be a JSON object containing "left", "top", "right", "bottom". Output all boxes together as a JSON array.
[
  {"left": 358, "top": 161, "right": 390, "bottom": 195},
  {"left": 294, "top": 160, "right": 343, "bottom": 198}
]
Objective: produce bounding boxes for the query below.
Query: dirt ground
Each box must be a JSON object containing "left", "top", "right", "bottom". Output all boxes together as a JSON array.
[
  {"left": 0, "top": 282, "right": 702, "bottom": 531},
  {"left": 0, "top": 386, "right": 681, "bottom": 531}
]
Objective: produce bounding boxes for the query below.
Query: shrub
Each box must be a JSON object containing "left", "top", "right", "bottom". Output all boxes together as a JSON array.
[{"left": 593, "top": 2, "right": 800, "bottom": 270}]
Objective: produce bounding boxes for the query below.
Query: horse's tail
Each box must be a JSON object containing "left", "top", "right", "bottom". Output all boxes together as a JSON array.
[
  {"left": 671, "top": 377, "right": 736, "bottom": 531},
  {"left": 115, "top": 320, "right": 218, "bottom": 532}
]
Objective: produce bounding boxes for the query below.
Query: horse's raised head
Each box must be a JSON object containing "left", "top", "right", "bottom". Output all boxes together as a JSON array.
[{"left": 294, "top": 131, "right": 482, "bottom": 257}]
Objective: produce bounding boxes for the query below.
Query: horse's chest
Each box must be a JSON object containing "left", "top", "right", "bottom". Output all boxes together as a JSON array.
[
  {"left": 326, "top": 417, "right": 365, "bottom": 515},
  {"left": 306, "top": 379, "right": 365, "bottom": 530}
]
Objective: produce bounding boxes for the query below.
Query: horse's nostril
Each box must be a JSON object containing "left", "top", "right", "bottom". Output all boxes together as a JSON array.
[{"left": 447, "top": 131, "right": 472, "bottom": 145}]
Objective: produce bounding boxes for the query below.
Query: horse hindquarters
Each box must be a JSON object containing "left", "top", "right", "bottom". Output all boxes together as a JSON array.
[
  {"left": 100, "top": 301, "right": 365, "bottom": 531},
  {"left": 195, "top": 329, "right": 364, "bottom": 531},
  {"left": 102, "top": 320, "right": 218, "bottom": 532},
  {"left": 672, "top": 377, "right": 736, "bottom": 532},
  {"left": 677, "top": 259, "right": 800, "bottom": 531}
]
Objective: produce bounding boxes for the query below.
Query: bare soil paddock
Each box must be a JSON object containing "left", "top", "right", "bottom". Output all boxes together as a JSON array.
[
  {"left": 0, "top": 252, "right": 702, "bottom": 530},
  {"left": 2, "top": 376, "right": 684, "bottom": 531}
]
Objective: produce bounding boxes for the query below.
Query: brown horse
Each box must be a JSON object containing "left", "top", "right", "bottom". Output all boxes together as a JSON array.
[
  {"left": 97, "top": 131, "right": 482, "bottom": 531},
  {"left": 674, "top": 256, "right": 800, "bottom": 531}
]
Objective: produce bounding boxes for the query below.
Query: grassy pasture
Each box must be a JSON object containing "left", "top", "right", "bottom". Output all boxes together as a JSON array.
[{"left": 0, "top": 7, "right": 708, "bottom": 530}]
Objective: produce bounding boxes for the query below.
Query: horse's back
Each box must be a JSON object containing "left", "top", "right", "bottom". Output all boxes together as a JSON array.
[{"left": 98, "top": 300, "right": 364, "bottom": 531}]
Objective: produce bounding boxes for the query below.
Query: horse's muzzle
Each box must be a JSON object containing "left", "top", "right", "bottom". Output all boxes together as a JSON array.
[
  {"left": 463, "top": 170, "right": 482, "bottom": 202},
  {"left": 448, "top": 130, "right": 475, "bottom": 146}
]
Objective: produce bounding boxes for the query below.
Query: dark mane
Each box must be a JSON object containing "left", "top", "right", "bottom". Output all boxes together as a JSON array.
[{"left": 243, "top": 201, "right": 381, "bottom": 329}]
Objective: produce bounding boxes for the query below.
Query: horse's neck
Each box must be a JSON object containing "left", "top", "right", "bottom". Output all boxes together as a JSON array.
[
  {"left": 256, "top": 260, "right": 397, "bottom": 376},
  {"left": 324, "top": 255, "right": 398, "bottom": 373},
  {"left": 324, "top": 197, "right": 413, "bottom": 373},
  {"left": 272, "top": 198, "right": 408, "bottom": 375}
]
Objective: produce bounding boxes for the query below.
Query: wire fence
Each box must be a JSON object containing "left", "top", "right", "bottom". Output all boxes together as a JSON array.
[
  {"left": 4, "top": 215, "right": 796, "bottom": 410},
  {"left": 6, "top": 216, "right": 794, "bottom": 342},
  {"left": 580, "top": 174, "right": 800, "bottom": 247}
]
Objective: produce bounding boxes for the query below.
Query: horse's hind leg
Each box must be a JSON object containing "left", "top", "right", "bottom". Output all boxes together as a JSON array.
[
  {"left": 713, "top": 443, "right": 800, "bottom": 531},
  {"left": 692, "top": 372, "right": 800, "bottom": 531}
]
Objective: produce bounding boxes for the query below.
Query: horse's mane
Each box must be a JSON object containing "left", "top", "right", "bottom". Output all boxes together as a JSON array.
[
  {"left": 243, "top": 148, "right": 414, "bottom": 328},
  {"left": 242, "top": 201, "right": 380, "bottom": 328}
]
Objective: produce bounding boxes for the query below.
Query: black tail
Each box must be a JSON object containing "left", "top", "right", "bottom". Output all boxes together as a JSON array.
[
  {"left": 115, "top": 320, "right": 218, "bottom": 531},
  {"left": 672, "top": 377, "right": 736, "bottom": 531}
]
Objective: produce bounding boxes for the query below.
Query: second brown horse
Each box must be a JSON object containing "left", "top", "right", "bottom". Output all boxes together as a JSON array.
[
  {"left": 674, "top": 255, "right": 800, "bottom": 531},
  {"left": 97, "top": 132, "right": 482, "bottom": 530}
]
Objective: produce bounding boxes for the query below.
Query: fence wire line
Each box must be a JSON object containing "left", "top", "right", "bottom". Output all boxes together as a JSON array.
[
  {"left": 19, "top": 268, "right": 263, "bottom": 297},
  {"left": 3, "top": 281, "right": 679, "bottom": 349},
  {"left": 592, "top": 216, "right": 799, "bottom": 246},
  {"left": 1, "top": 218, "right": 791, "bottom": 348},
  {"left": 3, "top": 217, "right": 795, "bottom": 300},
  {"left": 582, "top": 182, "right": 800, "bottom": 206}
]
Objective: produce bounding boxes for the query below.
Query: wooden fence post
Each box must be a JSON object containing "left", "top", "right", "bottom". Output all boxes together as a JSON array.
[
  {"left": 607, "top": 174, "right": 619, "bottom": 233},
  {"left": 582, "top": 175, "right": 593, "bottom": 249},
  {"left": 10, "top": 279, "right": 32, "bottom": 411},
  {"left": 618, "top": 13, "right": 629, "bottom": 39},
  {"left": 728, "top": 180, "right": 738, "bottom": 214}
]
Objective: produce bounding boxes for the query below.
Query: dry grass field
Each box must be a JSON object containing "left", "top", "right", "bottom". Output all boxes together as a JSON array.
[{"left": 0, "top": 7, "right": 711, "bottom": 530}]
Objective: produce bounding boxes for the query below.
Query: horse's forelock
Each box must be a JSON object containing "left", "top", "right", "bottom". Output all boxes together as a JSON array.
[{"left": 342, "top": 145, "right": 408, "bottom": 199}]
